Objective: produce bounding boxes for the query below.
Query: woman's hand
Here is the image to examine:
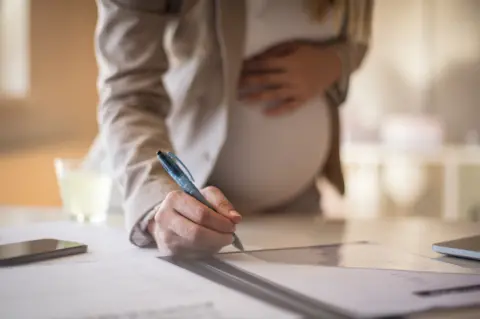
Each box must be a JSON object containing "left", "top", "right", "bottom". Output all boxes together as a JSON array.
[
  {"left": 239, "top": 41, "right": 342, "bottom": 116},
  {"left": 148, "top": 186, "right": 242, "bottom": 256}
]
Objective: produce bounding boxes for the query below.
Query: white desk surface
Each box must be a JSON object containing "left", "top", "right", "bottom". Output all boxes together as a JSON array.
[{"left": 1, "top": 206, "right": 480, "bottom": 318}]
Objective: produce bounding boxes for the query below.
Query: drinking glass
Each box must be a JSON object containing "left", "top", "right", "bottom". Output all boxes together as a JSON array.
[{"left": 54, "top": 158, "right": 112, "bottom": 223}]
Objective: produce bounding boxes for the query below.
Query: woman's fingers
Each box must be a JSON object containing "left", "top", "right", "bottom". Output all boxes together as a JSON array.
[
  {"left": 201, "top": 186, "right": 242, "bottom": 223},
  {"left": 156, "top": 207, "right": 233, "bottom": 252},
  {"left": 166, "top": 191, "right": 235, "bottom": 233}
]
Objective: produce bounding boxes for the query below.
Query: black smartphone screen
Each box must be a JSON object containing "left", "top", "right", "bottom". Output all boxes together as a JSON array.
[{"left": 0, "top": 238, "right": 87, "bottom": 266}]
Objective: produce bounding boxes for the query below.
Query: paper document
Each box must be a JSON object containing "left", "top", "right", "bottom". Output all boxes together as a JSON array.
[
  {"left": 0, "top": 256, "right": 297, "bottom": 319},
  {"left": 218, "top": 246, "right": 480, "bottom": 318},
  {"left": 0, "top": 222, "right": 297, "bottom": 319}
]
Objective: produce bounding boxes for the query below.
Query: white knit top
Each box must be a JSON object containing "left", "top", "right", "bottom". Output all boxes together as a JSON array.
[{"left": 209, "top": 0, "right": 338, "bottom": 213}]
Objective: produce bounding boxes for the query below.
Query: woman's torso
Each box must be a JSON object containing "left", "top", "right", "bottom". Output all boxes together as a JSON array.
[{"left": 208, "top": 0, "right": 339, "bottom": 213}]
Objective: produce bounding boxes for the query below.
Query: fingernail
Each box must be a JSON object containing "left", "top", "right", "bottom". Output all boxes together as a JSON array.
[{"left": 229, "top": 210, "right": 242, "bottom": 219}]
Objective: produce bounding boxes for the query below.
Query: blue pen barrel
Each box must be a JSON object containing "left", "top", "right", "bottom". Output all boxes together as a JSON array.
[{"left": 157, "top": 151, "right": 182, "bottom": 177}]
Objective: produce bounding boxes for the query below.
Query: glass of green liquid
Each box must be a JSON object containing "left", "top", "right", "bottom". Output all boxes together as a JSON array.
[{"left": 54, "top": 158, "right": 112, "bottom": 223}]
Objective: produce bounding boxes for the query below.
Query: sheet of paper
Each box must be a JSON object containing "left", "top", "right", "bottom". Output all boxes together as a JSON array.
[
  {"left": 0, "top": 222, "right": 297, "bottom": 318},
  {"left": 0, "top": 252, "right": 297, "bottom": 319},
  {"left": 219, "top": 253, "right": 480, "bottom": 318}
]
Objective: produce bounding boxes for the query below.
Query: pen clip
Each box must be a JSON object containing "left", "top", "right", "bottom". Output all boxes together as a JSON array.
[{"left": 166, "top": 152, "right": 195, "bottom": 182}]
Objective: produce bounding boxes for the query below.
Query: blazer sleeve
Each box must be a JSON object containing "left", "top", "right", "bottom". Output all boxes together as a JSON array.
[
  {"left": 95, "top": 0, "right": 180, "bottom": 247},
  {"left": 321, "top": 0, "right": 374, "bottom": 195},
  {"left": 325, "top": 0, "right": 374, "bottom": 106},
  {"left": 344, "top": 0, "right": 374, "bottom": 72}
]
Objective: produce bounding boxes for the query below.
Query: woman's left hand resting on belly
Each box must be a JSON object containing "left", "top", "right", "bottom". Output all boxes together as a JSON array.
[{"left": 238, "top": 41, "right": 342, "bottom": 116}]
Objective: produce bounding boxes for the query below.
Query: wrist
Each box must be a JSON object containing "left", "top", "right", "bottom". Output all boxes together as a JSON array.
[
  {"left": 146, "top": 206, "right": 160, "bottom": 236},
  {"left": 141, "top": 205, "right": 160, "bottom": 238}
]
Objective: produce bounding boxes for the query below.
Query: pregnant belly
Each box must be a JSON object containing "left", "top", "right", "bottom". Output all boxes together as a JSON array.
[{"left": 209, "top": 95, "right": 331, "bottom": 213}]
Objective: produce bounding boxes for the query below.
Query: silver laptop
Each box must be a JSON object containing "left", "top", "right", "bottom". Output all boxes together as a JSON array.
[{"left": 433, "top": 235, "right": 480, "bottom": 261}]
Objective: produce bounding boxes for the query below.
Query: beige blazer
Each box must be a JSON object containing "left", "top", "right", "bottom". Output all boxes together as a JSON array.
[{"left": 88, "top": 0, "right": 373, "bottom": 245}]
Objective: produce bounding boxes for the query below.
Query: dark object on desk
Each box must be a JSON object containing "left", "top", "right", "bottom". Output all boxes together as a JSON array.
[
  {"left": 432, "top": 235, "right": 480, "bottom": 261},
  {"left": 0, "top": 238, "right": 87, "bottom": 266}
]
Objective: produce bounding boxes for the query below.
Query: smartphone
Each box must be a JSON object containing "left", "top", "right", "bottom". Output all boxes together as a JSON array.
[
  {"left": 0, "top": 238, "right": 87, "bottom": 266},
  {"left": 432, "top": 235, "right": 480, "bottom": 261}
]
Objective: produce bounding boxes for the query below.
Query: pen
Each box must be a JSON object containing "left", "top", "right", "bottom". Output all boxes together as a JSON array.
[{"left": 157, "top": 150, "right": 245, "bottom": 251}]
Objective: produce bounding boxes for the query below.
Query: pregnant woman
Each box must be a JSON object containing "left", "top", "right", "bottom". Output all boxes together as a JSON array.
[{"left": 89, "top": 0, "right": 374, "bottom": 254}]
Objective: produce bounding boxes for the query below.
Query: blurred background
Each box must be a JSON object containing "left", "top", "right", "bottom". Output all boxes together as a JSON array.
[{"left": 1, "top": 0, "right": 479, "bottom": 222}]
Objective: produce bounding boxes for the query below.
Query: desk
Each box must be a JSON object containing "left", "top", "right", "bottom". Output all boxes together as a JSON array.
[{"left": 1, "top": 206, "right": 480, "bottom": 318}]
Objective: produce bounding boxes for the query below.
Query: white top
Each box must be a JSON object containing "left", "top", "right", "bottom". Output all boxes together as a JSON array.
[{"left": 209, "top": 0, "right": 338, "bottom": 213}]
